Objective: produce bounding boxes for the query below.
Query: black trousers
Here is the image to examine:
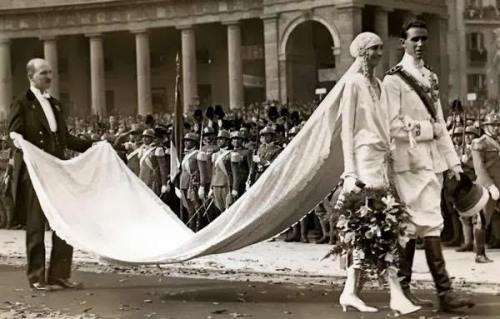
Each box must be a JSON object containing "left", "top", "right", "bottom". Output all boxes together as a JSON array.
[{"left": 17, "top": 175, "right": 73, "bottom": 284}]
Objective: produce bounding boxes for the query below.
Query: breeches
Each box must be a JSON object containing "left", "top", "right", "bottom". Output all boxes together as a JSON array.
[
  {"left": 393, "top": 170, "right": 444, "bottom": 238},
  {"left": 213, "top": 186, "right": 230, "bottom": 212}
]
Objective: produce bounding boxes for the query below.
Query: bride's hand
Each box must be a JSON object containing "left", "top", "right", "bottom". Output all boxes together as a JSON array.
[{"left": 343, "top": 176, "right": 362, "bottom": 194}]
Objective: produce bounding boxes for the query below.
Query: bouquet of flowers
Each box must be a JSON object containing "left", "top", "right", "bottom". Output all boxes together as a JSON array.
[{"left": 325, "top": 187, "right": 411, "bottom": 277}]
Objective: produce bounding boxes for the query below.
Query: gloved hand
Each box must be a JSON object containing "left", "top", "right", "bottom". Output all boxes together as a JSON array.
[
  {"left": 448, "top": 165, "right": 463, "bottom": 181},
  {"left": 161, "top": 184, "right": 169, "bottom": 194},
  {"left": 245, "top": 180, "right": 251, "bottom": 191},
  {"left": 488, "top": 184, "right": 500, "bottom": 201},
  {"left": 207, "top": 189, "right": 213, "bottom": 199},
  {"left": 231, "top": 190, "right": 238, "bottom": 198},
  {"left": 343, "top": 175, "right": 361, "bottom": 194},
  {"left": 198, "top": 186, "right": 206, "bottom": 200},
  {"left": 461, "top": 154, "right": 468, "bottom": 164}
]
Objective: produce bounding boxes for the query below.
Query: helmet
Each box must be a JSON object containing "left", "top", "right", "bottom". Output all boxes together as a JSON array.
[
  {"left": 230, "top": 131, "right": 243, "bottom": 139},
  {"left": 184, "top": 132, "right": 199, "bottom": 142},
  {"left": 142, "top": 129, "right": 155, "bottom": 138},
  {"left": 203, "top": 126, "right": 215, "bottom": 135},
  {"left": 260, "top": 126, "right": 275, "bottom": 135},
  {"left": 217, "top": 130, "right": 230, "bottom": 139},
  {"left": 451, "top": 126, "right": 464, "bottom": 136},
  {"left": 482, "top": 113, "right": 500, "bottom": 126},
  {"left": 465, "top": 126, "right": 480, "bottom": 137}
]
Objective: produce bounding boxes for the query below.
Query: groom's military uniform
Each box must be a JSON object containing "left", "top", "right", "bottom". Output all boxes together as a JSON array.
[
  {"left": 8, "top": 88, "right": 92, "bottom": 286},
  {"left": 383, "top": 53, "right": 464, "bottom": 307}
]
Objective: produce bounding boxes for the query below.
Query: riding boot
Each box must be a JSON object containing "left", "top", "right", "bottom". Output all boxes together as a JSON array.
[
  {"left": 474, "top": 228, "right": 493, "bottom": 263},
  {"left": 442, "top": 212, "right": 462, "bottom": 247},
  {"left": 285, "top": 225, "right": 300, "bottom": 242},
  {"left": 456, "top": 219, "right": 473, "bottom": 252},
  {"left": 300, "top": 220, "right": 309, "bottom": 243},
  {"left": 398, "top": 239, "right": 433, "bottom": 307},
  {"left": 315, "top": 218, "right": 329, "bottom": 244},
  {"left": 424, "top": 236, "right": 475, "bottom": 311},
  {"left": 328, "top": 216, "right": 337, "bottom": 245}
]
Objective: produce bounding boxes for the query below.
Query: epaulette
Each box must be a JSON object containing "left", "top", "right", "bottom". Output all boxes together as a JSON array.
[
  {"left": 471, "top": 136, "right": 486, "bottom": 151},
  {"left": 385, "top": 65, "right": 402, "bottom": 75}
]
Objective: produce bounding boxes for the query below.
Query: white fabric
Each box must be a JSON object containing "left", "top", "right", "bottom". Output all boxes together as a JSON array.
[
  {"left": 30, "top": 86, "right": 57, "bottom": 132},
  {"left": 10, "top": 38, "right": 373, "bottom": 265}
]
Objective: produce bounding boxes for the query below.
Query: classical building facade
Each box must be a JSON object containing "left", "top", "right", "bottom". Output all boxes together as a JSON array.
[
  {"left": 449, "top": 0, "right": 500, "bottom": 103},
  {"left": 0, "top": 0, "right": 448, "bottom": 119}
]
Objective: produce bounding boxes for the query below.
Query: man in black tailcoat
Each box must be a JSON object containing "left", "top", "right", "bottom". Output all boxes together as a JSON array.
[{"left": 8, "top": 58, "right": 92, "bottom": 291}]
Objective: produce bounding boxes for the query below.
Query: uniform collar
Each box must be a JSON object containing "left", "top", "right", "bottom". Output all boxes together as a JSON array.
[{"left": 400, "top": 52, "right": 424, "bottom": 70}]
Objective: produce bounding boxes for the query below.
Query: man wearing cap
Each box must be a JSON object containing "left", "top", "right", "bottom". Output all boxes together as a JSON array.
[
  {"left": 180, "top": 132, "right": 201, "bottom": 230},
  {"left": 383, "top": 19, "right": 473, "bottom": 310},
  {"left": 455, "top": 125, "right": 480, "bottom": 253},
  {"left": 210, "top": 130, "right": 232, "bottom": 213},
  {"left": 471, "top": 113, "right": 500, "bottom": 262},
  {"left": 230, "top": 131, "right": 251, "bottom": 204},
  {"left": 197, "top": 127, "right": 219, "bottom": 203},
  {"left": 248, "top": 126, "right": 282, "bottom": 185},
  {"left": 138, "top": 129, "right": 159, "bottom": 190}
]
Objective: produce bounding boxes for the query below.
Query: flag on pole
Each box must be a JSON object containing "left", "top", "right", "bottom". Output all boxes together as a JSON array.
[{"left": 170, "top": 53, "right": 183, "bottom": 198}]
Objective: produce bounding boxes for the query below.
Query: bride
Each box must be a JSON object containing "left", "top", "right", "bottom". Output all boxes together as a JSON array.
[{"left": 337, "top": 32, "right": 421, "bottom": 315}]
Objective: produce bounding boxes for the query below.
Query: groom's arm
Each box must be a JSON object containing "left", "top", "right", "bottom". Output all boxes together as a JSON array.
[{"left": 383, "top": 74, "right": 434, "bottom": 142}]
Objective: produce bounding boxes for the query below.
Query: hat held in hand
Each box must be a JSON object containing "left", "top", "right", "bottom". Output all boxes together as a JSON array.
[{"left": 452, "top": 173, "right": 489, "bottom": 218}]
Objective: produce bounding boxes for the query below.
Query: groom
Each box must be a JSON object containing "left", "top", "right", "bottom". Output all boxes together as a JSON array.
[
  {"left": 383, "top": 19, "right": 474, "bottom": 311},
  {"left": 8, "top": 58, "right": 92, "bottom": 291}
]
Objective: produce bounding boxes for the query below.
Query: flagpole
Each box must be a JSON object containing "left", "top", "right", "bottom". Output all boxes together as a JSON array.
[{"left": 175, "top": 53, "right": 184, "bottom": 220}]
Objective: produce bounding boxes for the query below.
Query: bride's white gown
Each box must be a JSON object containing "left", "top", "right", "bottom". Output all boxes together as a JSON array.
[{"left": 340, "top": 73, "right": 390, "bottom": 188}]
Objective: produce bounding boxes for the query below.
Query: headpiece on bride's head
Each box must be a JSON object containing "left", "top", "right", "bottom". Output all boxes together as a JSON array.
[{"left": 349, "top": 32, "right": 383, "bottom": 78}]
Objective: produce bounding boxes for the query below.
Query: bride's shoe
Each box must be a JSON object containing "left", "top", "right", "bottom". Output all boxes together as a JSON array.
[
  {"left": 388, "top": 269, "right": 421, "bottom": 316},
  {"left": 339, "top": 293, "right": 378, "bottom": 312},
  {"left": 339, "top": 266, "right": 378, "bottom": 313}
]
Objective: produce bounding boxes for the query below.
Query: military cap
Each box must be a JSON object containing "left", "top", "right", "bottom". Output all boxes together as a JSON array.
[
  {"left": 205, "top": 106, "right": 215, "bottom": 119},
  {"left": 217, "top": 130, "right": 230, "bottom": 139},
  {"left": 465, "top": 126, "right": 480, "bottom": 137},
  {"left": 184, "top": 132, "right": 200, "bottom": 141},
  {"left": 239, "top": 127, "right": 249, "bottom": 139},
  {"left": 230, "top": 131, "right": 243, "bottom": 139},
  {"left": 451, "top": 126, "right": 464, "bottom": 136},
  {"left": 193, "top": 109, "right": 203, "bottom": 119},
  {"left": 154, "top": 125, "right": 169, "bottom": 137},
  {"left": 142, "top": 129, "right": 156, "bottom": 138},
  {"left": 130, "top": 123, "right": 143, "bottom": 135},
  {"left": 201, "top": 127, "right": 214, "bottom": 135},
  {"left": 260, "top": 126, "right": 275, "bottom": 135},
  {"left": 482, "top": 113, "right": 500, "bottom": 126}
]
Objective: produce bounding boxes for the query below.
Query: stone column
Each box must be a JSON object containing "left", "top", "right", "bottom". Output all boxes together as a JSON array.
[
  {"left": 133, "top": 29, "right": 153, "bottom": 115},
  {"left": 335, "top": 4, "right": 363, "bottom": 74},
  {"left": 87, "top": 33, "right": 106, "bottom": 118},
  {"left": 178, "top": 25, "right": 198, "bottom": 115},
  {"left": 224, "top": 21, "right": 244, "bottom": 110},
  {"left": 262, "top": 15, "right": 280, "bottom": 102},
  {"left": 42, "top": 36, "right": 59, "bottom": 98},
  {"left": 0, "top": 39, "right": 11, "bottom": 121},
  {"left": 67, "top": 36, "right": 90, "bottom": 117},
  {"left": 374, "top": 7, "right": 390, "bottom": 77}
]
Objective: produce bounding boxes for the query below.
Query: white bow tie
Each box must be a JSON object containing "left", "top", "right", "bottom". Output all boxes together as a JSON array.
[{"left": 41, "top": 92, "right": 51, "bottom": 99}]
